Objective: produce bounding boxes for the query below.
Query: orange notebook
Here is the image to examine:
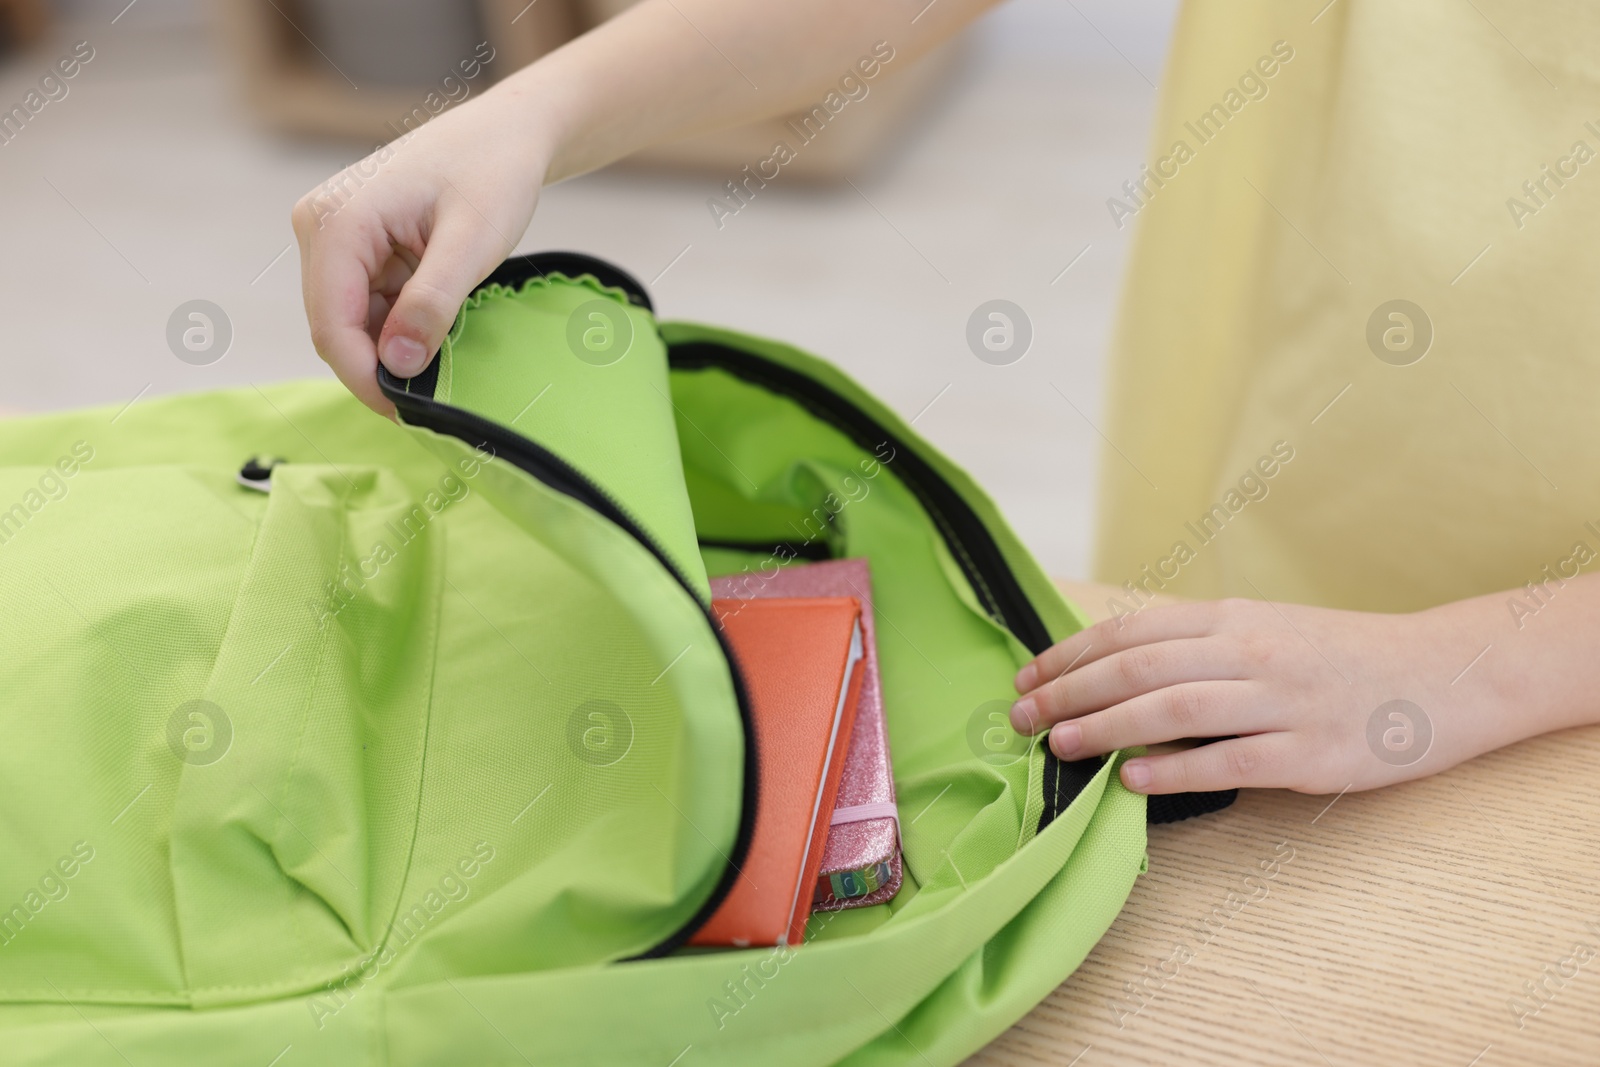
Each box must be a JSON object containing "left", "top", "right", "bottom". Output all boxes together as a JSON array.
[{"left": 691, "top": 596, "right": 865, "bottom": 947}]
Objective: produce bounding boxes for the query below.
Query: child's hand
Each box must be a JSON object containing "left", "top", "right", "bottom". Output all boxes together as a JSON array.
[
  {"left": 287, "top": 0, "right": 990, "bottom": 415},
  {"left": 285, "top": 0, "right": 993, "bottom": 415},
  {"left": 291, "top": 94, "right": 547, "bottom": 415},
  {"left": 1010, "top": 595, "right": 1548, "bottom": 797}
]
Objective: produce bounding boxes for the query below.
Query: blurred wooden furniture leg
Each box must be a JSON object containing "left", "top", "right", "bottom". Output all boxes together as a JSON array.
[
  {"left": 0, "top": 0, "right": 49, "bottom": 52},
  {"left": 213, "top": 0, "right": 578, "bottom": 142},
  {"left": 479, "top": 0, "right": 576, "bottom": 71}
]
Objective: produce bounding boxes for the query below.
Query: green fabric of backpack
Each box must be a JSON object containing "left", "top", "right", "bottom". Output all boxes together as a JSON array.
[{"left": 0, "top": 252, "right": 1226, "bottom": 1065}]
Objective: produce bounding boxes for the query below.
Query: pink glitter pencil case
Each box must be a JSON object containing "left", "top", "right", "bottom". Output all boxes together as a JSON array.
[{"left": 710, "top": 558, "right": 901, "bottom": 910}]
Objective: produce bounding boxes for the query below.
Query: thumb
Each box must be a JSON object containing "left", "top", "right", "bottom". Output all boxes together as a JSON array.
[{"left": 378, "top": 209, "right": 510, "bottom": 378}]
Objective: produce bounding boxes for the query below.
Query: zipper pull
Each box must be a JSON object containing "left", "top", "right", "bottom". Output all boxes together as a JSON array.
[{"left": 237, "top": 456, "right": 286, "bottom": 493}]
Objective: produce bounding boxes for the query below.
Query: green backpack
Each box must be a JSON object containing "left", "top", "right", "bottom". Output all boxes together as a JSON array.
[{"left": 0, "top": 252, "right": 1229, "bottom": 1065}]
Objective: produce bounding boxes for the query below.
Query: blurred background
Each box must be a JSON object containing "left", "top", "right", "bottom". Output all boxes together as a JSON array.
[{"left": 0, "top": 0, "right": 1177, "bottom": 577}]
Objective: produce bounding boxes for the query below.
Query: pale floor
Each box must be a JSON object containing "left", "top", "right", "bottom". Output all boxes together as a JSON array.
[{"left": 0, "top": 0, "right": 1177, "bottom": 578}]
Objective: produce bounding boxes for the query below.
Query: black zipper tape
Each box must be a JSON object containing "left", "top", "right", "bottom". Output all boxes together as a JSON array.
[
  {"left": 668, "top": 344, "right": 1047, "bottom": 646},
  {"left": 665, "top": 341, "right": 1103, "bottom": 831},
  {"left": 481, "top": 251, "right": 655, "bottom": 312}
]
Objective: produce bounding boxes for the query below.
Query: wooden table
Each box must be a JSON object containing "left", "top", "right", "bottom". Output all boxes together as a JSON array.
[{"left": 969, "top": 583, "right": 1600, "bottom": 1066}]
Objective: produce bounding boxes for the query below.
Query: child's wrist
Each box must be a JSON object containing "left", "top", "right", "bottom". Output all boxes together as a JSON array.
[
  {"left": 1425, "top": 589, "right": 1596, "bottom": 752},
  {"left": 490, "top": 56, "right": 589, "bottom": 187}
]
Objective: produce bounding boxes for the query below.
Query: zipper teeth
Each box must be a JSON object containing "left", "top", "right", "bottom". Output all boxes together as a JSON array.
[
  {"left": 378, "top": 367, "right": 759, "bottom": 961},
  {"left": 665, "top": 343, "right": 1051, "bottom": 653},
  {"left": 662, "top": 342, "right": 1089, "bottom": 830}
]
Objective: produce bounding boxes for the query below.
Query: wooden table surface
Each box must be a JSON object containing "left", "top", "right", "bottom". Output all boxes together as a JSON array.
[{"left": 969, "top": 583, "right": 1600, "bottom": 1067}]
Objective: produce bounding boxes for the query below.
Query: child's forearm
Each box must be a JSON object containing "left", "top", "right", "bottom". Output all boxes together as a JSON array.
[
  {"left": 493, "top": 0, "right": 999, "bottom": 184},
  {"left": 1438, "top": 570, "right": 1600, "bottom": 750}
]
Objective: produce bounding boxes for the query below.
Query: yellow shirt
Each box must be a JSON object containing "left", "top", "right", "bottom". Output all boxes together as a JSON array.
[{"left": 1095, "top": 0, "right": 1600, "bottom": 615}]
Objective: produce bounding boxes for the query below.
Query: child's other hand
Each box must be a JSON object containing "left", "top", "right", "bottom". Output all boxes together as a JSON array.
[
  {"left": 1010, "top": 597, "right": 1518, "bottom": 797},
  {"left": 291, "top": 96, "right": 546, "bottom": 415}
]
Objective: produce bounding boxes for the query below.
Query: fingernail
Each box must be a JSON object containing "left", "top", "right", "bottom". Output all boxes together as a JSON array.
[
  {"left": 381, "top": 336, "right": 428, "bottom": 376},
  {"left": 1010, "top": 697, "right": 1037, "bottom": 734},
  {"left": 1014, "top": 663, "right": 1037, "bottom": 693},
  {"left": 1051, "top": 722, "right": 1081, "bottom": 758},
  {"left": 1122, "top": 761, "right": 1151, "bottom": 791}
]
